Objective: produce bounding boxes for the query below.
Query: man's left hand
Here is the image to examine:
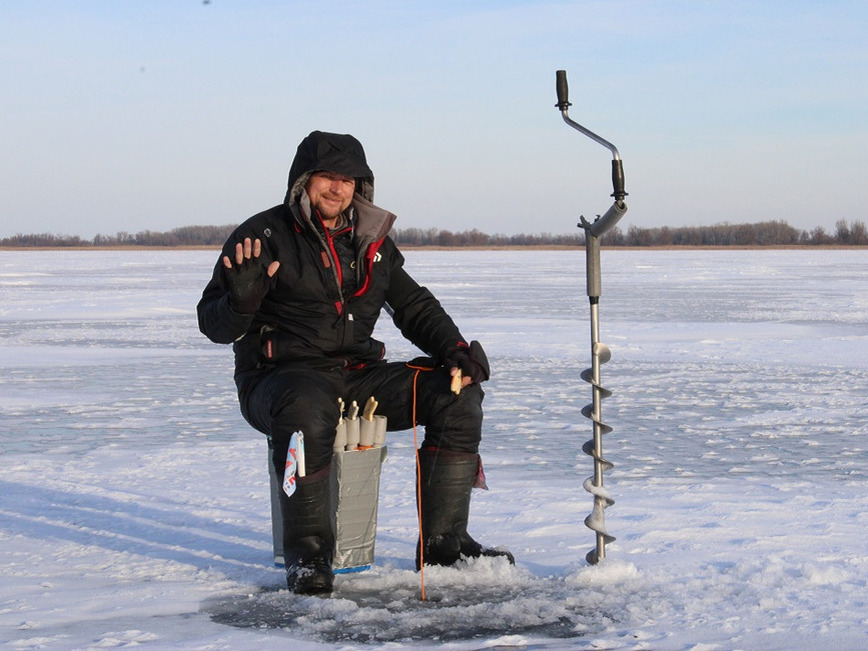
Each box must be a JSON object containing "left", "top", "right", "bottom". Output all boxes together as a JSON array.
[{"left": 443, "top": 340, "right": 490, "bottom": 387}]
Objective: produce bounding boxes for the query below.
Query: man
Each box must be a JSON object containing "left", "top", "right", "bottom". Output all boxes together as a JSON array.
[{"left": 197, "top": 130, "right": 512, "bottom": 596}]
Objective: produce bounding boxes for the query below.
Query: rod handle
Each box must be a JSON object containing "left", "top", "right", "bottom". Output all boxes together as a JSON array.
[{"left": 555, "top": 70, "right": 571, "bottom": 110}]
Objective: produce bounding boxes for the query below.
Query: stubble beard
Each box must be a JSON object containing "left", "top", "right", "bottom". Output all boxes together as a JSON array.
[{"left": 313, "top": 196, "right": 346, "bottom": 221}]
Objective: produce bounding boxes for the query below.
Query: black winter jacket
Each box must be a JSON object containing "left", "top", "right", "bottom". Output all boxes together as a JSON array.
[{"left": 197, "top": 131, "right": 466, "bottom": 376}]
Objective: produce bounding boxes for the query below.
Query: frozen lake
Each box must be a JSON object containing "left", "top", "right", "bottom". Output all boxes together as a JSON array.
[{"left": 1, "top": 248, "right": 866, "bottom": 649}]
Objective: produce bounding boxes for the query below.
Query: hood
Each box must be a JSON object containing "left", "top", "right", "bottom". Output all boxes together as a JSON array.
[{"left": 284, "top": 131, "right": 375, "bottom": 207}]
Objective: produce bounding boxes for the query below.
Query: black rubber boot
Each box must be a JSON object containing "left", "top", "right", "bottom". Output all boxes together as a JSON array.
[
  {"left": 416, "top": 447, "right": 514, "bottom": 570},
  {"left": 278, "top": 466, "right": 335, "bottom": 595}
]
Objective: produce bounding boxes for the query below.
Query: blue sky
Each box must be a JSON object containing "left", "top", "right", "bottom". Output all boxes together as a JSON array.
[{"left": 2, "top": 1, "right": 866, "bottom": 238}]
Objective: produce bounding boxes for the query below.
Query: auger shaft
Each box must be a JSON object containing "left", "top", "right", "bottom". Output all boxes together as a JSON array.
[
  {"left": 583, "top": 282, "right": 615, "bottom": 563},
  {"left": 589, "top": 299, "right": 606, "bottom": 559}
]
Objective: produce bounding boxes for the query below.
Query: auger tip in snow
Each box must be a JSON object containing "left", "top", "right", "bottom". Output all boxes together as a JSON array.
[{"left": 555, "top": 69, "right": 627, "bottom": 564}]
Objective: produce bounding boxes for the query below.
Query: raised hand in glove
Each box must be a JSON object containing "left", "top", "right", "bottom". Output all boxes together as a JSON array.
[
  {"left": 221, "top": 237, "right": 281, "bottom": 314},
  {"left": 443, "top": 340, "right": 490, "bottom": 390}
]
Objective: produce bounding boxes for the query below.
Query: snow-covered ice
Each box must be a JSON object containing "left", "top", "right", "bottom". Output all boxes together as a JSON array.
[{"left": 1, "top": 248, "right": 866, "bottom": 650}]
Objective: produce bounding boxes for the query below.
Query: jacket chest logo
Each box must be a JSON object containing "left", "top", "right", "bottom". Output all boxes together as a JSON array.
[{"left": 349, "top": 251, "right": 382, "bottom": 269}]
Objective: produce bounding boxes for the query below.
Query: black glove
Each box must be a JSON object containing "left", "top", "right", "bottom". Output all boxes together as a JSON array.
[
  {"left": 442, "top": 340, "right": 490, "bottom": 384},
  {"left": 223, "top": 254, "right": 274, "bottom": 315}
]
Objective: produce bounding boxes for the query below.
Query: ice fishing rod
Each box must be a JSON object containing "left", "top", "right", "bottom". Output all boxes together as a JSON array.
[{"left": 555, "top": 69, "right": 627, "bottom": 564}]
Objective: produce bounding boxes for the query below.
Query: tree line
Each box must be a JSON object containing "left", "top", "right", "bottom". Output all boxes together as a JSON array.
[{"left": 1, "top": 219, "right": 866, "bottom": 248}]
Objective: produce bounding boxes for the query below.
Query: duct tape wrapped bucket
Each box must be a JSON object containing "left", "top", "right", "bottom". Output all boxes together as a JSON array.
[{"left": 329, "top": 445, "right": 388, "bottom": 572}]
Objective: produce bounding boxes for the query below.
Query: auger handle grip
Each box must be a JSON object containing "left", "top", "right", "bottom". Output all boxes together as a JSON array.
[
  {"left": 556, "top": 70, "right": 571, "bottom": 110},
  {"left": 611, "top": 160, "right": 626, "bottom": 201}
]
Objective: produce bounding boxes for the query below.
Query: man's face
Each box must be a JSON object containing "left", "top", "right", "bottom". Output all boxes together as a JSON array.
[{"left": 305, "top": 171, "right": 356, "bottom": 221}]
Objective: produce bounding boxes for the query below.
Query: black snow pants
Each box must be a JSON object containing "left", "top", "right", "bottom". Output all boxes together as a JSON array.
[{"left": 236, "top": 360, "right": 484, "bottom": 476}]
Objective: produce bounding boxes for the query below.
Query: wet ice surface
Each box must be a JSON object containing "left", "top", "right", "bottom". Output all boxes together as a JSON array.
[{"left": 1, "top": 248, "right": 866, "bottom": 650}]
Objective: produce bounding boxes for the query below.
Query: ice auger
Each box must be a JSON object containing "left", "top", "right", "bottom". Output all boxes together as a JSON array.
[{"left": 554, "top": 70, "right": 627, "bottom": 564}]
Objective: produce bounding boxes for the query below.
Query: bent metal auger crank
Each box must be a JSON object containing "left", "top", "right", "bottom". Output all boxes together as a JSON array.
[{"left": 554, "top": 69, "right": 628, "bottom": 564}]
